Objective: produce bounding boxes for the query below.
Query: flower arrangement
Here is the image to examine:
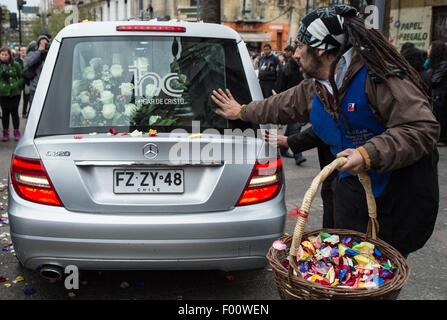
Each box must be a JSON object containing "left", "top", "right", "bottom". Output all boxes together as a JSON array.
[
  {"left": 70, "top": 57, "right": 142, "bottom": 128},
  {"left": 70, "top": 55, "right": 193, "bottom": 129}
]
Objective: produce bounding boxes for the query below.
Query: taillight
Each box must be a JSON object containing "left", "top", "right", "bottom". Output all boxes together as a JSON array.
[
  {"left": 237, "top": 158, "right": 283, "bottom": 206},
  {"left": 116, "top": 25, "right": 186, "bottom": 32},
  {"left": 10, "top": 155, "right": 63, "bottom": 207}
]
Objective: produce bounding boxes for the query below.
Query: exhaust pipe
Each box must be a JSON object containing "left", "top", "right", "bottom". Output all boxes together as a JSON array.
[{"left": 39, "top": 265, "right": 64, "bottom": 281}]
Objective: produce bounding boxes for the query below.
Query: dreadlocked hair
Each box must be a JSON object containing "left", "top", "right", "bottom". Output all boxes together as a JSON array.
[{"left": 327, "top": 15, "right": 429, "bottom": 110}]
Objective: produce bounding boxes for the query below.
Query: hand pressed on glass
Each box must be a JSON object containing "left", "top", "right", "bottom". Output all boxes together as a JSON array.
[{"left": 211, "top": 89, "right": 243, "bottom": 120}]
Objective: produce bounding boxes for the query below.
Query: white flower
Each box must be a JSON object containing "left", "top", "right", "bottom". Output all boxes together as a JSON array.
[
  {"left": 100, "top": 91, "right": 114, "bottom": 105},
  {"left": 102, "top": 104, "right": 116, "bottom": 120},
  {"left": 120, "top": 83, "right": 134, "bottom": 96},
  {"left": 110, "top": 64, "right": 123, "bottom": 78},
  {"left": 149, "top": 115, "right": 161, "bottom": 125},
  {"left": 72, "top": 80, "right": 82, "bottom": 96},
  {"left": 145, "top": 84, "right": 157, "bottom": 97},
  {"left": 78, "top": 91, "right": 90, "bottom": 104},
  {"left": 91, "top": 80, "right": 104, "bottom": 92},
  {"left": 71, "top": 103, "right": 81, "bottom": 116},
  {"left": 124, "top": 104, "right": 137, "bottom": 117},
  {"left": 81, "top": 106, "right": 96, "bottom": 120},
  {"left": 83, "top": 66, "right": 96, "bottom": 80}
]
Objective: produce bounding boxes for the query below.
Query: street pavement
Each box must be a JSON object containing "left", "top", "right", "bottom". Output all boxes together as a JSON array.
[{"left": 0, "top": 118, "right": 446, "bottom": 300}]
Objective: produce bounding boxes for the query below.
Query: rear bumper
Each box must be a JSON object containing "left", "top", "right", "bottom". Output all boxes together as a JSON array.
[{"left": 8, "top": 185, "right": 286, "bottom": 271}]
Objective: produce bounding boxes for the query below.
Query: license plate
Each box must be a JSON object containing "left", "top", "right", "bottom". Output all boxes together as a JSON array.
[{"left": 113, "top": 169, "right": 184, "bottom": 194}]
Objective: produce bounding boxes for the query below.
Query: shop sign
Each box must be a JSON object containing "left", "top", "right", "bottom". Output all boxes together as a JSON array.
[{"left": 389, "top": 7, "right": 432, "bottom": 51}]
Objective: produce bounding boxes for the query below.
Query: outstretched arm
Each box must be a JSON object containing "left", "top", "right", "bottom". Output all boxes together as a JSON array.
[{"left": 211, "top": 79, "right": 314, "bottom": 125}]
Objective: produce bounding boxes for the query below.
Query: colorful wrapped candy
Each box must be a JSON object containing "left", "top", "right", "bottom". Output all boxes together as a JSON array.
[
  {"left": 319, "top": 233, "right": 332, "bottom": 241},
  {"left": 278, "top": 232, "right": 396, "bottom": 289},
  {"left": 315, "top": 246, "right": 332, "bottom": 260},
  {"left": 324, "top": 235, "right": 340, "bottom": 245},
  {"left": 309, "top": 235, "right": 322, "bottom": 250},
  {"left": 354, "top": 254, "right": 373, "bottom": 266},
  {"left": 345, "top": 249, "right": 360, "bottom": 256},
  {"left": 374, "top": 247, "right": 383, "bottom": 257},
  {"left": 302, "top": 241, "right": 316, "bottom": 254},
  {"left": 297, "top": 245, "right": 311, "bottom": 261},
  {"left": 338, "top": 243, "right": 348, "bottom": 256},
  {"left": 273, "top": 240, "right": 287, "bottom": 251},
  {"left": 352, "top": 242, "right": 375, "bottom": 255},
  {"left": 325, "top": 266, "right": 336, "bottom": 284}
]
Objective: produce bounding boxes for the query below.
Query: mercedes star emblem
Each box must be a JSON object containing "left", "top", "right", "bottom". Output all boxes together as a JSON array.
[{"left": 143, "top": 143, "right": 159, "bottom": 159}]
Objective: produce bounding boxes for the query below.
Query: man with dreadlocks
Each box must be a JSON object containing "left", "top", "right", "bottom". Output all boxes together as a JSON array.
[{"left": 211, "top": 5, "right": 440, "bottom": 257}]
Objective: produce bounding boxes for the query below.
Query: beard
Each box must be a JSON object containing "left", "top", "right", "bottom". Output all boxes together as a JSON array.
[{"left": 300, "top": 49, "right": 324, "bottom": 80}]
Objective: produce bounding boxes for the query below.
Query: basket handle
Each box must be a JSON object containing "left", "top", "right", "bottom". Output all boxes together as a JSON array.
[{"left": 287, "top": 157, "right": 379, "bottom": 271}]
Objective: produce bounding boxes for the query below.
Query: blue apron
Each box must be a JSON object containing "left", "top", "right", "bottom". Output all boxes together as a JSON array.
[{"left": 310, "top": 66, "right": 391, "bottom": 197}]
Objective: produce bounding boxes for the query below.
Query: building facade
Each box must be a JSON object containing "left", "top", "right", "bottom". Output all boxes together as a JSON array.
[{"left": 63, "top": 0, "right": 398, "bottom": 53}]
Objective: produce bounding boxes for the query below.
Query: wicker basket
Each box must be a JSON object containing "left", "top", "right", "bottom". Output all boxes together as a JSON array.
[{"left": 267, "top": 157, "right": 410, "bottom": 300}]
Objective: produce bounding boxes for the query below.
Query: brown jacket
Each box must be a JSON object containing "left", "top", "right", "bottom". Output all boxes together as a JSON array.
[{"left": 240, "top": 53, "right": 440, "bottom": 173}]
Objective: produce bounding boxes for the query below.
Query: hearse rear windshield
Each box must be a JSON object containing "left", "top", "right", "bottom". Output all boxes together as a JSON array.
[{"left": 36, "top": 36, "right": 253, "bottom": 137}]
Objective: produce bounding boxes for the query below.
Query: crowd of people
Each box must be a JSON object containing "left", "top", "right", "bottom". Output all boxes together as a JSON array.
[
  {"left": 392, "top": 40, "right": 447, "bottom": 147},
  {"left": 0, "top": 33, "right": 51, "bottom": 142}
]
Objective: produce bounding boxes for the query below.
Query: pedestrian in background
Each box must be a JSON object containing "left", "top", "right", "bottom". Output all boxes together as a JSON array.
[
  {"left": 400, "top": 42, "right": 415, "bottom": 54},
  {"left": 0, "top": 47, "right": 24, "bottom": 142},
  {"left": 277, "top": 52, "right": 286, "bottom": 66},
  {"left": 257, "top": 44, "right": 279, "bottom": 98},
  {"left": 15, "top": 46, "right": 30, "bottom": 118},
  {"left": 423, "top": 41, "right": 447, "bottom": 146},
  {"left": 23, "top": 34, "right": 51, "bottom": 111},
  {"left": 401, "top": 45, "right": 425, "bottom": 77}
]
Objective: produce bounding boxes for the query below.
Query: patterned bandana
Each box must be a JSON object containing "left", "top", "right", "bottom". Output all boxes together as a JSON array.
[{"left": 297, "top": 5, "right": 358, "bottom": 51}]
